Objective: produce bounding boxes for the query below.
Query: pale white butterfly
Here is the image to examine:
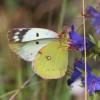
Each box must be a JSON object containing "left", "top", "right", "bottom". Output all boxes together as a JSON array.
[{"left": 7, "top": 28, "right": 68, "bottom": 79}]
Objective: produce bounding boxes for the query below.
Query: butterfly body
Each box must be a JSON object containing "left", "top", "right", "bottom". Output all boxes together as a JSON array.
[{"left": 8, "top": 28, "right": 68, "bottom": 79}]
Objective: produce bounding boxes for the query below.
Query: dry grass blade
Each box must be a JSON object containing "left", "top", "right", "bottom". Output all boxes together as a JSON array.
[
  {"left": 9, "top": 73, "right": 35, "bottom": 100},
  {"left": 82, "top": 0, "right": 88, "bottom": 100}
]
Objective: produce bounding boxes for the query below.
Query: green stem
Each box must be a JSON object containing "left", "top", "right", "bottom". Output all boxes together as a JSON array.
[
  {"left": 0, "top": 75, "right": 40, "bottom": 99},
  {"left": 0, "top": 90, "right": 17, "bottom": 99},
  {"left": 16, "top": 60, "right": 23, "bottom": 100},
  {"left": 53, "top": 79, "right": 63, "bottom": 100},
  {"left": 0, "top": 65, "right": 7, "bottom": 100},
  {"left": 57, "top": 0, "right": 68, "bottom": 33}
]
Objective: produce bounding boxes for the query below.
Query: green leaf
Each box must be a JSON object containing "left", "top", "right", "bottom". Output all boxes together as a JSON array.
[
  {"left": 94, "top": 92, "right": 100, "bottom": 100},
  {"left": 89, "top": 34, "right": 96, "bottom": 44},
  {"left": 93, "top": 55, "right": 98, "bottom": 61},
  {"left": 88, "top": 54, "right": 93, "bottom": 59},
  {"left": 92, "top": 69, "right": 100, "bottom": 77},
  {"left": 89, "top": 94, "right": 94, "bottom": 100},
  {"left": 98, "top": 41, "right": 100, "bottom": 48}
]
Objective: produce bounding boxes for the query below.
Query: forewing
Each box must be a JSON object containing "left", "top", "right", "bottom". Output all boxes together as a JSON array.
[
  {"left": 7, "top": 28, "right": 58, "bottom": 42},
  {"left": 9, "top": 39, "right": 57, "bottom": 61},
  {"left": 33, "top": 41, "right": 68, "bottom": 79}
]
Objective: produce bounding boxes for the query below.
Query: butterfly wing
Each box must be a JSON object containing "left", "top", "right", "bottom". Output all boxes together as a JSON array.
[
  {"left": 8, "top": 28, "right": 58, "bottom": 61},
  {"left": 9, "top": 39, "right": 57, "bottom": 61},
  {"left": 33, "top": 41, "right": 68, "bottom": 79},
  {"left": 8, "top": 28, "right": 58, "bottom": 42}
]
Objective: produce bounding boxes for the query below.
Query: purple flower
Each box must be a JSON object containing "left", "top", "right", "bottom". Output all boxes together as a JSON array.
[
  {"left": 91, "top": 13, "right": 100, "bottom": 34},
  {"left": 82, "top": 73, "right": 100, "bottom": 94},
  {"left": 67, "top": 58, "right": 100, "bottom": 94},
  {"left": 67, "top": 59, "right": 91, "bottom": 85},
  {"left": 86, "top": 6, "right": 100, "bottom": 34},
  {"left": 86, "top": 6, "right": 97, "bottom": 18},
  {"left": 68, "top": 25, "right": 94, "bottom": 51}
]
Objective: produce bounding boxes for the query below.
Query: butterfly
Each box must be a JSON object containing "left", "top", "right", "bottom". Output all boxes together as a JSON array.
[{"left": 7, "top": 28, "right": 68, "bottom": 79}]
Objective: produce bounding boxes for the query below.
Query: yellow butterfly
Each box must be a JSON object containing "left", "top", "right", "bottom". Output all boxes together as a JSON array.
[{"left": 7, "top": 28, "right": 68, "bottom": 79}]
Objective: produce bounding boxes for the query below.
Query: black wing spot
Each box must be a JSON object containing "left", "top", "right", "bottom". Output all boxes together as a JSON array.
[
  {"left": 36, "top": 41, "right": 39, "bottom": 44},
  {"left": 38, "top": 51, "right": 42, "bottom": 54},
  {"left": 36, "top": 33, "right": 39, "bottom": 37},
  {"left": 8, "top": 28, "right": 30, "bottom": 43},
  {"left": 18, "top": 29, "right": 30, "bottom": 42}
]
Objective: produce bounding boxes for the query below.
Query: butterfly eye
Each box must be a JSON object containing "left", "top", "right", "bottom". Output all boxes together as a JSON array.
[
  {"left": 36, "top": 33, "right": 39, "bottom": 37},
  {"left": 36, "top": 41, "right": 39, "bottom": 44}
]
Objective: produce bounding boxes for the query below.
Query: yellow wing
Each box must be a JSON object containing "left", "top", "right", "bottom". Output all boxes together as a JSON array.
[{"left": 33, "top": 41, "right": 68, "bottom": 79}]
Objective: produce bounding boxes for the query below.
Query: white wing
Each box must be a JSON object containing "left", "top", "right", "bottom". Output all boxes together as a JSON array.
[
  {"left": 8, "top": 28, "right": 58, "bottom": 42},
  {"left": 8, "top": 28, "right": 59, "bottom": 61},
  {"left": 9, "top": 39, "right": 58, "bottom": 61}
]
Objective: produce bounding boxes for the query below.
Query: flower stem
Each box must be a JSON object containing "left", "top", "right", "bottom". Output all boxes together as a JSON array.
[{"left": 82, "top": 0, "right": 88, "bottom": 100}]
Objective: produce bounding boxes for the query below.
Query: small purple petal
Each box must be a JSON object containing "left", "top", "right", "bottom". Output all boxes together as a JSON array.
[
  {"left": 92, "top": 13, "right": 100, "bottom": 34},
  {"left": 82, "top": 73, "right": 100, "bottom": 94},
  {"left": 67, "top": 59, "right": 91, "bottom": 85},
  {"left": 86, "top": 6, "right": 97, "bottom": 18},
  {"left": 71, "top": 25, "right": 74, "bottom": 32},
  {"left": 68, "top": 25, "right": 94, "bottom": 51},
  {"left": 86, "top": 6, "right": 100, "bottom": 34}
]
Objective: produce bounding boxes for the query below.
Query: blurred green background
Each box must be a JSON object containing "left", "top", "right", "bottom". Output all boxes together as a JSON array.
[{"left": 0, "top": 0, "right": 99, "bottom": 100}]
